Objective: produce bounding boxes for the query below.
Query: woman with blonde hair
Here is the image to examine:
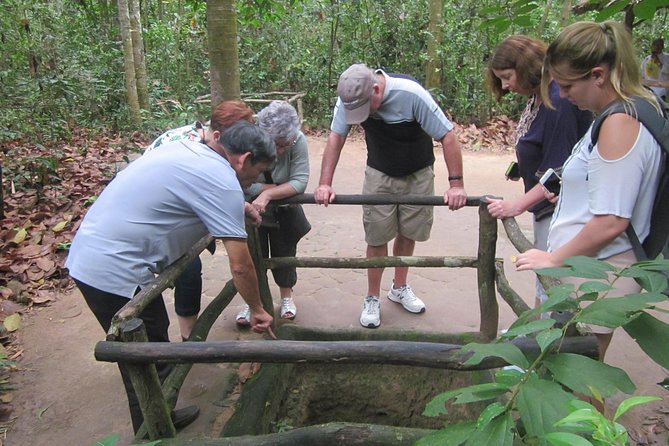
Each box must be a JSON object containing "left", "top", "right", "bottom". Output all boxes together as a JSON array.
[{"left": 515, "top": 21, "right": 664, "bottom": 361}]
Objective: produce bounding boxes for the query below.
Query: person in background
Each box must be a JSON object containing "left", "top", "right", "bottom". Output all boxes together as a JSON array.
[
  {"left": 314, "top": 63, "right": 467, "bottom": 329},
  {"left": 515, "top": 21, "right": 663, "bottom": 367},
  {"left": 484, "top": 35, "right": 593, "bottom": 311},
  {"left": 640, "top": 37, "right": 669, "bottom": 100},
  {"left": 145, "top": 100, "right": 255, "bottom": 340},
  {"left": 236, "top": 101, "right": 310, "bottom": 323},
  {"left": 66, "top": 121, "right": 277, "bottom": 433}
]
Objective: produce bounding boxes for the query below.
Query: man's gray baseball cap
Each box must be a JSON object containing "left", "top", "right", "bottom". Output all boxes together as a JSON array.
[{"left": 337, "top": 64, "right": 375, "bottom": 124}]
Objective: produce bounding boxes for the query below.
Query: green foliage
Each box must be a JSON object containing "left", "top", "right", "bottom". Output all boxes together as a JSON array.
[
  {"left": 89, "top": 433, "right": 161, "bottom": 446},
  {"left": 422, "top": 256, "right": 669, "bottom": 445},
  {"left": 546, "top": 397, "right": 661, "bottom": 446},
  {"left": 4, "top": 0, "right": 669, "bottom": 142}
]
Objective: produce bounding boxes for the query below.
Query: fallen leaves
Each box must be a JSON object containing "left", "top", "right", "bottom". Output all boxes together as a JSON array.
[
  {"left": 2, "top": 315, "right": 19, "bottom": 333},
  {"left": 1, "top": 129, "right": 147, "bottom": 308},
  {"left": 455, "top": 115, "right": 517, "bottom": 153}
]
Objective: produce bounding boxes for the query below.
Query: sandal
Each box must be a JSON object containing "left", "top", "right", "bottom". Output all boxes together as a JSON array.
[
  {"left": 281, "top": 297, "right": 297, "bottom": 320},
  {"left": 236, "top": 304, "right": 251, "bottom": 326}
]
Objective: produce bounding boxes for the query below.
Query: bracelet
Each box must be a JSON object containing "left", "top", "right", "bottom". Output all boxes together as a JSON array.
[{"left": 448, "top": 175, "right": 463, "bottom": 181}]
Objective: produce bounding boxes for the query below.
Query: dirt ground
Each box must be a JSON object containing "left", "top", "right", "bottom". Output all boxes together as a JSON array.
[{"left": 4, "top": 134, "right": 669, "bottom": 445}]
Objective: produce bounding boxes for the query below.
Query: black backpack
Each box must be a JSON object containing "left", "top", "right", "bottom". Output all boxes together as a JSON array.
[{"left": 589, "top": 95, "right": 669, "bottom": 265}]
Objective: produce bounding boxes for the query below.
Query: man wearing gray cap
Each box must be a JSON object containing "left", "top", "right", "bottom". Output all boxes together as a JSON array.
[{"left": 314, "top": 63, "right": 467, "bottom": 329}]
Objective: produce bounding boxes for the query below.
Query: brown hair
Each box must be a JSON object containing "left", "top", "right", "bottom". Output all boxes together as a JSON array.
[
  {"left": 209, "top": 100, "right": 254, "bottom": 132},
  {"left": 486, "top": 35, "right": 547, "bottom": 101}
]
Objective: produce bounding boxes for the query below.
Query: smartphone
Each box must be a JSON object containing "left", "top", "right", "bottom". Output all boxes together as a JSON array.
[
  {"left": 539, "top": 168, "right": 561, "bottom": 195},
  {"left": 505, "top": 161, "right": 520, "bottom": 180}
]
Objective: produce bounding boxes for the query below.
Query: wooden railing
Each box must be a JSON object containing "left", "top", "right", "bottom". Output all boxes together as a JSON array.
[{"left": 96, "top": 194, "right": 590, "bottom": 441}]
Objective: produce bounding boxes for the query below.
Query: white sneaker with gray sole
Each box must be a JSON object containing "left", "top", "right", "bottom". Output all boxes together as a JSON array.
[
  {"left": 387, "top": 284, "right": 426, "bottom": 313},
  {"left": 360, "top": 296, "right": 381, "bottom": 328}
]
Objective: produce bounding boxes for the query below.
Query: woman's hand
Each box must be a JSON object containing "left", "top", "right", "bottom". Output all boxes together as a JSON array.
[
  {"left": 485, "top": 197, "right": 523, "bottom": 218},
  {"left": 542, "top": 188, "right": 559, "bottom": 204},
  {"left": 515, "top": 249, "right": 560, "bottom": 271},
  {"left": 252, "top": 193, "right": 271, "bottom": 215}
]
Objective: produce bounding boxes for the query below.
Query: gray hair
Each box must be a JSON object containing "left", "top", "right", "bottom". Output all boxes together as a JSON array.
[
  {"left": 257, "top": 101, "right": 300, "bottom": 142},
  {"left": 219, "top": 120, "right": 276, "bottom": 165}
]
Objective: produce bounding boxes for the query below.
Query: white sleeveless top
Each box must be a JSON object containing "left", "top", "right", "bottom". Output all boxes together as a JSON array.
[{"left": 548, "top": 122, "right": 663, "bottom": 259}]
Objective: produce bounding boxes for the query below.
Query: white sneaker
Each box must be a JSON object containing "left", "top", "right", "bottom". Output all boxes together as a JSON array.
[
  {"left": 387, "top": 283, "right": 426, "bottom": 313},
  {"left": 236, "top": 304, "right": 251, "bottom": 326},
  {"left": 360, "top": 296, "right": 381, "bottom": 328},
  {"left": 280, "top": 297, "right": 297, "bottom": 319}
]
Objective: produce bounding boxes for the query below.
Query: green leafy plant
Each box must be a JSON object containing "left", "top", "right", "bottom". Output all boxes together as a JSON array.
[
  {"left": 274, "top": 417, "right": 294, "bottom": 433},
  {"left": 545, "top": 396, "right": 661, "bottom": 446},
  {"left": 418, "top": 255, "right": 669, "bottom": 445},
  {"left": 89, "top": 433, "right": 161, "bottom": 446}
]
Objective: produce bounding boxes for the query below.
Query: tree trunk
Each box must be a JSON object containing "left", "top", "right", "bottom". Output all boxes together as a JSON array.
[
  {"left": 129, "top": 0, "right": 149, "bottom": 110},
  {"left": 425, "top": 0, "right": 443, "bottom": 91},
  {"left": 117, "top": 0, "right": 141, "bottom": 124},
  {"left": 207, "top": 0, "right": 241, "bottom": 110},
  {"left": 561, "top": 0, "right": 572, "bottom": 26},
  {"left": 538, "top": 0, "right": 552, "bottom": 35},
  {"left": 624, "top": 7, "right": 634, "bottom": 31}
]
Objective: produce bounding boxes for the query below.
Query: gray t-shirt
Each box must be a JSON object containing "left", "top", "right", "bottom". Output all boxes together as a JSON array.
[{"left": 66, "top": 140, "right": 247, "bottom": 298}]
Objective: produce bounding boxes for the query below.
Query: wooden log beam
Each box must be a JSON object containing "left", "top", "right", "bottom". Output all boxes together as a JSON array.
[
  {"left": 158, "top": 422, "right": 434, "bottom": 446},
  {"left": 501, "top": 217, "right": 533, "bottom": 253},
  {"left": 136, "top": 280, "right": 239, "bottom": 439},
  {"left": 246, "top": 226, "right": 275, "bottom": 321},
  {"left": 500, "top": 217, "right": 561, "bottom": 292},
  {"left": 95, "top": 336, "right": 599, "bottom": 370},
  {"left": 162, "top": 280, "right": 237, "bottom": 403},
  {"left": 278, "top": 193, "right": 486, "bottom": 206},
  {"left": 265, "top": 255, "right": 480, "bottom": 269},
  {"left": 276, "top": 324, "right": 487, "bottom": 344},
  {"left": 119, "top": 319, "right": 175, "bottom": 440},
  {"left": 108, "top": 235, "right": 214, "bottom": 341},
  {"left": 494, "top": 260, "right": 531, "bottom": 316}
]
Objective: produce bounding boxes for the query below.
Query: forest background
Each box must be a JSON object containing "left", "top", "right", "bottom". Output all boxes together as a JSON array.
[{"left": 4, "top": 0, "right": 669, "bottom": 144}]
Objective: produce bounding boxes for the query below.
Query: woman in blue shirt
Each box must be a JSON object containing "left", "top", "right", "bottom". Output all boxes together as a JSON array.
[{"left": 484, "top": 35, "right": 593, "bottom": 309}]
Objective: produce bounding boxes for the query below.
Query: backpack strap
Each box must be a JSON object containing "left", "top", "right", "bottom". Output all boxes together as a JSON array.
[
  {"left": 588, "top": 95, "right": 669, "bottom": 261},
  {"left": 589, "top": 96, "right": 669, "bottom": 153}
]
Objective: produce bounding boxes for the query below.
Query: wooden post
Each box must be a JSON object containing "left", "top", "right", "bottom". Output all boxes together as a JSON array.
[
  {"left": 119, "top": 318, "right": 176, "bottom": 440},
  {"left": 108, "top": 235, "right": 214, "bottom": 340},
  {"left": 478, "top": 203, "right": 499, "bottom": 340},
  {"left": 501, "top": 217, "right": 561, "bottom": 292},
  {"left": 494, "top": 260, "right": 531, "bottom": 316},
  {"left": 246, "top": 226, "right": 275, "bottom": 321},
  {"left": 161, "top": 279, "right": 238, "bottom": 408}
]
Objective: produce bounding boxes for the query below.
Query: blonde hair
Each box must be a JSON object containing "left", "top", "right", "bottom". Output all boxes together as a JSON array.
[{"left": 541, "top": 21, "right": 658, "bottom": 113}]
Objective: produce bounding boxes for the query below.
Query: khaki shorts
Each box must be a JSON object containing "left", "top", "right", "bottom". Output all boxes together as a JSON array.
[
  {"left": 561, "top": 249, "right": 639, "bottom": 335},
  {"left": 362, "top": 165, "right": 435, "bottom": 246}
]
